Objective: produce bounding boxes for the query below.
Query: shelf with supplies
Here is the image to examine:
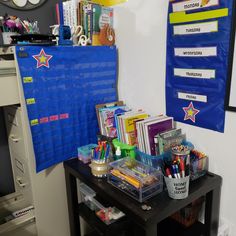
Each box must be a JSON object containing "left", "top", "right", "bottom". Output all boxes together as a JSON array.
[
  {"left": 77, "top": 203, "right": 129, "bottom": 236},
  {"left": 64, "top": 158, "right": 222, "bottom": 236}
]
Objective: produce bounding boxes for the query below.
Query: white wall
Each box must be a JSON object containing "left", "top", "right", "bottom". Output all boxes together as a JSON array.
[{"left": 115, "top": 0, "right": 236, "bottom": 234}]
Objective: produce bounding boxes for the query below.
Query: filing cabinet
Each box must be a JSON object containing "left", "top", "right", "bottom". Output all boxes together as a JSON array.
[
  {"left": 0, "top": 47, "right": 37, "bottom": 235},
  {"left": 0, "top": 47, "right": 20, "bottom": 107}
]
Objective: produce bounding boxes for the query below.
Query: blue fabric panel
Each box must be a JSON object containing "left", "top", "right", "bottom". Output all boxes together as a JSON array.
[
  {"left": 166, "top": 0, "right": 234, "bottom": 132},
  {"left": 16, "top": 46, "right": 118, "bottom": 172}
]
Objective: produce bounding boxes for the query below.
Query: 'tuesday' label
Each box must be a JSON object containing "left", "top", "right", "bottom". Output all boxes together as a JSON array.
[
  {"left": 174, "top": 21, "right": 218, "bottom": 35},
  {"left": 174, "top": 47, "right": 217, "bottom": 57},
  {"left": 178, "top": 92, "right": 207, "bottom": 102},
  {"left": 174, "top": 68, "right": 215, "bottom": 79},
  {"left": 172, "top": 0, "right": 219, "bottom": 12}
]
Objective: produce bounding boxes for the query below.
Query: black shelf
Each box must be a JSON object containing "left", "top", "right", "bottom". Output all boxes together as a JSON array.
[
  {"left": 157, "top": 218, "right": 205, "bottom": 236},
  {"left": 85, "top": 231, "right": 100, "bottom": 236},
  {"left": 78, "top": 203, "right": 129, "bottom": 236},
  {"left": 65, "top": 159, "right": 222, "bottom": 236}
]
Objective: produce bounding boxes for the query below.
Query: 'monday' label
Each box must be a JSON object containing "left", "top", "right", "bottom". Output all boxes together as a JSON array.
[
  {"left": 172, "top": 0, "right": 219, "bottom": 12},
  {"left": 178, "top": 92, "right": 207, "bottom": 102},
  {"left": 174, "top": 68, "right": 215, "bottom": 79},
  {"left": 174, "top": 47, "right": 217, "bottom": 57},
  {"left": 174, "top": 21, "right": 218, "bottom": 35}
]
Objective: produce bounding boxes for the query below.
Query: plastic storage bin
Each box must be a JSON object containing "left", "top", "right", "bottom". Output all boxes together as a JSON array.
[
  {"left": 107, "top": 158, "right": 163, "bottom": 202},
  {"left": 79, "top": 183, "right": 125, "bottom": 225},
  {"left": 77, "top": 144, "right": 98, "bottom": 164},
  {"left": 190, "top": 150, "right": 208, "bottom": 181},
  {"left": 79, "top": 183, "right": 96, "bottom": 210},
  {"left": 135, "top": 148, "right": 168, "bottom": 169}
]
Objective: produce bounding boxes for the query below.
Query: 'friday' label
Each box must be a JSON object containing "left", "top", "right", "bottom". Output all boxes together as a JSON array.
[
  {"left": 174, "top": 68, "right": 215, "bottom": 79},
  {"left": 174, "top": 21, "right": 218, "bottom": 35},
  {"left": 178, "top": 92, "right": 207, "bottom": 102},
  {"left": 174, "top": 47, "right": 217, "bottom": 57}
]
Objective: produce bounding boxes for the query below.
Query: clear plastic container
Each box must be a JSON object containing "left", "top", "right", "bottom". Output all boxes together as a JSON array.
[
  {"left": 77, "top": 144, "right": 98, "bottom": 163},
  {"left": 79, "top": 183, "right": 125, "bottom": 224},
  {"left": 79, "top": 183, "right": 96, "bottom": 210},
  {"left": 107, "top": 158, "right": 163, "bottom": 202},
  {"left": 190, "top": 151, "right": 208, "bottom": 181}
]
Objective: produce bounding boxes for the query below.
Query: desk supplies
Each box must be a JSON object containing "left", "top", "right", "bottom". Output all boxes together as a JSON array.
[
  {"left": 190, "top": 149, "right": 208, "bottom": 180},
  {"left": 58, "top": 25, "right": 73, "bottom": 45},
  {"left": 77, "top": 144, "right": 98, "bottom": 164},
  {"left": 79, "top": 182, "right": 125, "bottom": 224},
  {"left": 163, "top": 146, "right": 191, "bottom": 199},
  {"left": 108, "top": 158, "right": 163, "bottom": 202},
  {"left": 112, "top": 139, "right": 135, "bottom": 158},
  {"left": 10, "top": 34, "right": 56, "bottom": 45},
  {"left": 65, "top": 158, "right": 222, "bottom": 236},
  {"left": 154, "top": 128, "right": 186, "bottom": 155},
  {"left": 164, "top": 175, "right": 190, "bottom": 200},
  {"left": 90, "top": 141, "right": 111, "bottom": 177},
  {"left": 115, "top": 146, "right": 121, "bottom": 160}
]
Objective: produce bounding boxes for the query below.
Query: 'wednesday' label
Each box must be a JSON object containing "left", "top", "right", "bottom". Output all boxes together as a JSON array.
[
  {"left": 172, "top": 0, "right": 219, "bottom": 12},
  {"left": 174, "top": 47, "right": 217, "bottom": 57},
  {"left": 174, "top": 21, "right": 218, "bottom": 35},
  {"left": 178, "top": 92, "right": 207, "bottom": 102},
  {"left": 174, "top": 68, "right": 215, "bottom": 79}
]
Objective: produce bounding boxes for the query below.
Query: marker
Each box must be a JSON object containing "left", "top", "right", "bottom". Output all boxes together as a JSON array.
[
  {"left": 171, "top": 165, "right": 178, "bottom": 178},
  {"left": 175, "top": 164, "right": 181, "bottom": 179},
  {"left": 179, "top": 159, "right": 185, "bottom": 177},
  {"left": 185, "top": 156, "right": 190, "bottom": 176},
  {"left": 166, "top": 168, "right": 172, "bottom": 178}
]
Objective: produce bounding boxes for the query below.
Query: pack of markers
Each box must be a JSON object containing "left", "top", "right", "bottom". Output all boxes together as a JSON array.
[
  {"left": 90, "top": 141, "right": 112, "bottom": 178},
  {"left": 163, "top": 145, "right": 191, "bottom": 200}
]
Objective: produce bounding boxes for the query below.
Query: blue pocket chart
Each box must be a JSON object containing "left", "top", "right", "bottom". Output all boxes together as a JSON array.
[
  {"left": 16, "top": 46, "right": 118, "bottom": 172},
  {"left": 166, "top": 0, "right": 234, "bottom": 132}
]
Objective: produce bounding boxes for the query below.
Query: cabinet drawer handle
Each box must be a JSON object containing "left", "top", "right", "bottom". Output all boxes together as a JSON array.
[
  {"left": 10, "top": 135, "right": 20, "bottom": 143},
  {"left": 16, "top": 178, "right": 27, "bottom": 188}
]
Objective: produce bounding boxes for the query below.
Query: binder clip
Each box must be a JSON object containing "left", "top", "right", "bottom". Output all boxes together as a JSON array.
[{"left": 58, "top": 25, "right": 73, "bottom": 45}]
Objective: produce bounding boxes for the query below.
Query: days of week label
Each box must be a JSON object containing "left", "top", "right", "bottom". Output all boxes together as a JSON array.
[
  {"left": 26, "top": 98, "right": 36, "bottom": 105},
  {"left": 172, "top": 0, "right": 219, "bottom": 12},
  {"left": 174, "top": 21, "right": 218, "bottom": 35},
  {"left": 174, "top": 68, "right": 215, "bottom": 79},
  {"left": 23, "top": 77, "right": 33, "bottom": 83},
  {"left": 174, "top": 47, "right": 217, "bottom": 57},
  {"left": 30, "top": 119, "right": 39, "bottom": 126},
  {"left": 178, "top": 92, "right": 207, "bottom": 102}
]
